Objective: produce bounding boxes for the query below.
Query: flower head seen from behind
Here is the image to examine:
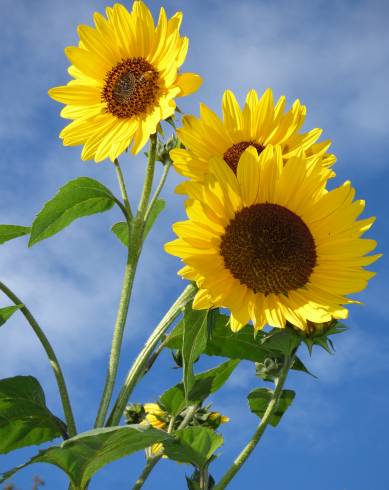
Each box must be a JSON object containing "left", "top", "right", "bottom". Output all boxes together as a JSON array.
[
  {"left": 49, "top": 1, "right": 202, "bottom": 162},
  {"left": 165, "top": 146, "right": 380, "bottom": 332},
  {"left": 171, "top": 89, "right": 335, "bottom": 188}
]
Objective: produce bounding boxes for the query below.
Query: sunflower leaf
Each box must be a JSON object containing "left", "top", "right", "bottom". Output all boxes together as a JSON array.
[
  {"left": 0, "top": 305, "right": 22, "bottom": 328},
  {"left": 260, "top": 328, "right": 301, "bottom": 355},
  {"left": 0, "top": 225, "right": 31, "bottom": 245},
  {"left": 0, "top": 376, "right": 67, "bottom": 454},
  {"left": 111, "top": 221, "right": 129, "bottom": 246},
  {"left": 182, "top": 306, "right": 209, "bottom": 401},
  {"left": 166, "top": 312, "right": 271, "bottom": 363},
  {"left": 29, "top": 177, "right": 116, "bottom": 246},
  {"left": 0, "top": 425, "right": 170, "bottom": 488},
  {"left": 163, "top": 427, "right": 223, "bottom": 469},
  {"left": 160, "top": 359, "right": 239, "bottom": 416},
  {"left": 247, "top": 388, "right": 295, "bottom": 427},
  {"left": 144, "top": 199, "right": 165, "bottom": 238}
]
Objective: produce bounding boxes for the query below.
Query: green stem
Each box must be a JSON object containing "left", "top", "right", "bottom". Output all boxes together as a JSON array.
[
  {"left": 214, "top": 355, "right": 294, "bottom": 490},
  {"left": 94, "top": 247, "right": 137, "bottom": 428},
  {"left": 0, "top": 281, "right": 77, "bottom": 437},
  {"left": 199, "top": 467, "right": 209, "bottom": 490},
  {"left": 132, "top": 456, "right": 160, "bottom": 490},
  {"left": 177, "top": 404, "right": 197, "bottom": 430},
  {"left": 113, "top": 158, "right": 132, "bottom": 220},
  {"left": 95, "top": 137, "right": 158, "bottom": 428},
  {"left": 144, "top": 161, "right": 171, "bottom": 224},
  {"left": 137, "top": 134, "right": 157, "bottom": 219},
  {"left": 107, "top": 283, "right": 196, "bottom": 426}
]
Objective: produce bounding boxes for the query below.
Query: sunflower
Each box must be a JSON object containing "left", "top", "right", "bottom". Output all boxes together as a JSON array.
[
  {"left": 48, "top": 1, "right": 202, "bottom": 162},
  {"left": 143, "top": 402, "right": 168, "bottom": 430},
  {"left": 171, "top": 89, "right": 336, "bottom": 189},
  {"left": 165, "top": 146, "right": 379, "bottom": 332}
]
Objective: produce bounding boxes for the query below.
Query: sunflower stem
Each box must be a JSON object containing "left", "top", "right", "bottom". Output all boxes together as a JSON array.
[
  {"left": 95, "top": 136, "right": 158, "bottom": 428},
  {"left": 214, "top": 354, "right": 294, "bottom": 490},
  {"left": 199, "top": 466, "right": 209, "bottom": 490},
  {"left": 137, "top": 133, "right": 157, "bottom": 220},
  {"left": 0, "top": 281, "right": 77, "bottom": 437},
  {"left": 106, "top": 283, "right": 196, "bottom": 426},
  {"left": 113, "top": 158, "right": 132, "bottom": 220},
  {"left": 144, "top": 161, "right": 171, "bottom": 225}
]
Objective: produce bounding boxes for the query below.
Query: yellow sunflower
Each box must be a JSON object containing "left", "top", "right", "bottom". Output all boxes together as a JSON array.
[
  {"left": 49, "top": 1, "right": 202, "bottom": 162},
  {"left": 143, "top": 402, "right": 168, "bottom": 430},
  {"left": 171, "top": 89, "right": 336, "bottom": 188},
  {"left": 165, "top": 146, "right": 379, "bottom": 332},
  {"left": 142, "top": 403, "right": 168, "bottom": 455}
]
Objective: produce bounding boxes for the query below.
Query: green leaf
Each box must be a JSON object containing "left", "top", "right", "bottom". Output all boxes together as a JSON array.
[
  {"left": 0, "top": 425, "right": 170, "bottom": 488},
  {"left": 166, "top": 313, "right": 270, "bottom": 363},
  {"left": 182, "top": 306, "right": 209, "bottom": 400},
  {"left": 144, "top": 199, "right": 165, "bottom": 238},
  {"left": 0, "top": 376, "right": 67, "bottom": 454},
  {"left": 29, "top": 177, "right": 116, "bottom": 246},
  {"left": 247, "top": 388, "right": 295, "bottom": 427},
  {"left": 160, "top": 360, "right": 239, "bottom": 416},
  {"left": 188, "top": 359, "right": 239, "bottom": 402},
  {"left": 0, "top": 225, "right": 30, "bottom": 245},
  {"left": 163, "top": 427, "right": 223, "bottom": 468},
  {"left": 0, "top": 305, "right": 22, "bottom": 327},
  {"left": 111, "top": 200, "right": 165, "bottom": 246},
  {"left": 261, "top": 328, "right": 301, "bottom": 355},
  {"left": 111, "top": 221, "right": 129, "bottom": 247}
]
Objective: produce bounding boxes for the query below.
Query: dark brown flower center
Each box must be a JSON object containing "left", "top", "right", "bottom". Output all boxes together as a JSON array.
[
  {"left": 223, "top": 141, "right": 265, "bottom": 173},
  {"left": 220, "top": 203, "right": 316, "bottom": 295},
  {"left": 102, "top": 58, "right": 159, "bottom": 118}
]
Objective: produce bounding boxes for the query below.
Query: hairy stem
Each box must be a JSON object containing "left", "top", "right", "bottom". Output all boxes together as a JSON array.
[
  {"left": 94, "top": 247, "right": 137, "bottom": 428},
  {"left": 107, "top": 283, "right": 196, "bottom": 426},
  {"left": 137, "top": 133, "right": 157, "bottom": 220},
  {"left": 144, "top": 161, "right": 171, "bottom": 225},
  {"left": 214, "top": 355, "right": 294, "bottom": 489},
  {"left": 0, "top": 281, "right": 77, "bottom": 437},
  {"left": 113, "top": 158, "right": 132, "bottom": 220},
  {"left": 95, "top": 137, "right": 158, "bottom": 428},
  {"left": 132, "top": 455, "right": 160, "bottom": 490}
]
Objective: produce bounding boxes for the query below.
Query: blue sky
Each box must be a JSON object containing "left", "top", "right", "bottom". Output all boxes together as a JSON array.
[{"left": 1, "top": 0, "right": 388, "bottom": 488}]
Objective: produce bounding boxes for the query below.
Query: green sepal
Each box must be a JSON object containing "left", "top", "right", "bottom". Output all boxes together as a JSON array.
[
  {"left": 0, "top": 225, "right": 30, "bottom": 245},
  {"left": 256, "top": 355, "right": 316, "bottom": 382},
  {"left": 160, "top": 359, "right": 239, "bottom": 416},
  {"left": 0, "top": 376, "right": 67, "bottom": 454},
  {"left": 0, "top": 425, "right": 170, "bottom": 489},
  {"left": 247, "top": 388, "right": 295, "bottom": 427},
  {"left": 29, "top": 177, "right": 117, "bottom": 246},
  {"left": 0, "top": 305, "right": 22, "bottom": 328},
  {"left": 302, "top": 320, "right": 348, "bottom": 354},
  {"left": 155, "top": 134, "right": 179, "bottom": 165},
  {"left": 163, "top": 427, "right": 223, "bottom": 469}
]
